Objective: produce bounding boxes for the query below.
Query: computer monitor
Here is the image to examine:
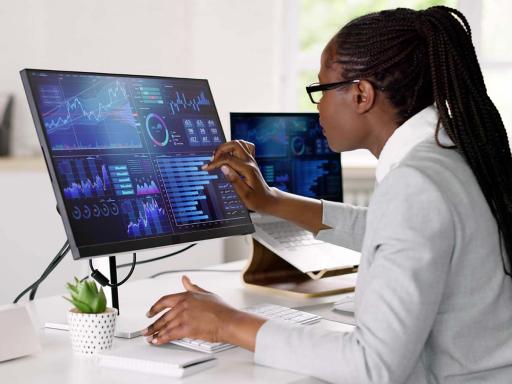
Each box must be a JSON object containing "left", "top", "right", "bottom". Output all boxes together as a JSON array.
[
  {"left": 230, "top": 113, "right": 343, "bottom": 202},
  {"left": 21, "top": 69, "right": 254, "bottom": 260}
]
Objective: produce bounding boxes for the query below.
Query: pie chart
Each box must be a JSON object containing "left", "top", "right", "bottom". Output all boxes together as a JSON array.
[{"left": 145, "top": 113, "right": 169, "bottom": 147}]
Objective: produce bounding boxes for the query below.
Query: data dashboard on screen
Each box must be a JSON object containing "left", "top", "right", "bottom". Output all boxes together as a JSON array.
[
  {"left": 21, "top": 69, "right": 253, "bottom": 259},
  {"left": 230, "top": 113, "right": 342, "bottom": 203}
]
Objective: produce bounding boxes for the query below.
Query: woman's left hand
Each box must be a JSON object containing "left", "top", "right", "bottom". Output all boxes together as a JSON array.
[{"left": 142, "top": 276, "right": 266, "bottom": 350}]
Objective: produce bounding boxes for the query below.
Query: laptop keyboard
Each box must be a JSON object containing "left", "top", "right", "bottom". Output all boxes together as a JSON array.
[
  {"left": 257, "top": 221, "right": 322, "bottom": 247},
  {"left": 170, "top": 303, "right": 322, "bottom": 353}
]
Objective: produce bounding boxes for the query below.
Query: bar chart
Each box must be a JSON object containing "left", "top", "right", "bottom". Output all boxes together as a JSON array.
[{"left": 156, "top": 156, "right": 218, "bottom": 225}]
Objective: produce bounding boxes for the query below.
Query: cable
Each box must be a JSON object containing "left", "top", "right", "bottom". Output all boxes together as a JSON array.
[
  {"left": 23, "top": 241, "right": 69, "bottom": 302},
  {"left": 150, "top": 269, "right": 241, "bottom": 279},
  {"left": 117, "top": 243, "right": 197, "bottom": 268},
  {"left": 80, "top": 243, "right": 200, "bottom": 282},
  {"left": 15, "top": 241, "right": 199, "bottom": 303},
  {"left": 89, "top": 253, "right": 137, "bottom": 288},
  {"left": 13, "top": 241, "right": 70, "bottom": 303},
  {"left": 29, "top": 242, "right": 70, "bottom": 300}
]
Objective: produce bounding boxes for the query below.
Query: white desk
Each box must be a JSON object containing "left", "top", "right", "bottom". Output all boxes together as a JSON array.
[{"left": 0, "top": 261, "right": 355, "bottom": 384}]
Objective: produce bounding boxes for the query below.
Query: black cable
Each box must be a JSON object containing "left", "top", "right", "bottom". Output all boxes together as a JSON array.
[
  {"left": 15, "top": 241, "right": 199, "bottom": 303},
  {"left": 150, "top": 269, "right": 241, "bottom": 279},
  {"left": 89, "top": 253, "right": 137, "bottom": 287},
  {"left": 24, "top": 242, "right": 69, "bottom": 301},
  {"left": 29, "top": 242, "right": 70, "bottom": 300},
  {"left": 117, "top": 243, "right": 197, "bottom": 268},
  {"left": 80, "top": 243, "right": 199, "bottom": 282},
  {"left": 14, "top": 241, "right": 70, "bottom": 303}
]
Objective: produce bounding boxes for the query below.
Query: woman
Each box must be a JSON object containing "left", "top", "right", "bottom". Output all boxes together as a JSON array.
[{"left": 143, "top": 6, "right": 512, "bottom": 383}]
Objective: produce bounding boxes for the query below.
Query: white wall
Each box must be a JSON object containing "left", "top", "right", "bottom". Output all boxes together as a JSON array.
[
  {"left": 0, "top": 0, "right": 287, "bottom": 155},
  {"left": 0, "top": 0, "right": 288, "bottom": 304}
]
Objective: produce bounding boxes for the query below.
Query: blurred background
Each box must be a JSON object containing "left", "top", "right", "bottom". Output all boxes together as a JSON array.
[{"left": 0, "top": 0, "right": 509, "bottom": 304}]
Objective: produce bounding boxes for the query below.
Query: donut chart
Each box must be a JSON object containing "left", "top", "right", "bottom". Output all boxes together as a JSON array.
[
  {"left": 145, "top": 113, "right": 169, "bottom": 147},
  {"left": 291, "top": 136, "right": 305, "bottom": 156}
]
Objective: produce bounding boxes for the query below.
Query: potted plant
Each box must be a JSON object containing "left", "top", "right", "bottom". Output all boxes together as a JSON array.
[{"left": 64, "top": 277, "right": 117, "bottom": 355}]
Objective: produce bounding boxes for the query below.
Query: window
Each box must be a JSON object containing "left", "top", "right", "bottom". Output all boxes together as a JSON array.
[
  {"left": 472, "top": 0, "right": 512, "bottom": 146},
  {"left": 291, "top": 0, "right": 512, "bottom": 167}
]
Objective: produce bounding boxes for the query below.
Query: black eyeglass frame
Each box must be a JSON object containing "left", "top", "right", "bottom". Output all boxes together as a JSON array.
[{"left": 306, "top": 79, "right": 385, "bottom": 104}]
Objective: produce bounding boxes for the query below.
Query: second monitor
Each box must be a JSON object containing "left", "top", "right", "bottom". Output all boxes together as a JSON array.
[{"left": 230, "top": 112, "right": 342, "bottom": 202}]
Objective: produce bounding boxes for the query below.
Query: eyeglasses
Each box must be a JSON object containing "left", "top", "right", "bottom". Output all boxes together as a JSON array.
[{"left": 306, "top": 79, "right": 385, "bottom": 104}]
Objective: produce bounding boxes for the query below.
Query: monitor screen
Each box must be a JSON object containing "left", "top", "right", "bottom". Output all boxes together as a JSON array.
[
  {"left": 230, "top": 113, "right": 342, "bottom": 202},
  {"left": 21, "top": 69, "right": 254, "bottom": 259}
]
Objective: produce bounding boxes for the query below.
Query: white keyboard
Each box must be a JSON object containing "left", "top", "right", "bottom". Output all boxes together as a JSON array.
[
  {"left": 170, "top": 303, "right": 322, "bottom": 353},
  {"left": 257, "top": 221, "right": 322, "bottom": 248}
]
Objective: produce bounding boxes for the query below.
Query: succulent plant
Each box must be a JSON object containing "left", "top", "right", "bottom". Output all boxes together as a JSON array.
[{"left": 64, "top": 277, "right": 107, "bottom": 314}]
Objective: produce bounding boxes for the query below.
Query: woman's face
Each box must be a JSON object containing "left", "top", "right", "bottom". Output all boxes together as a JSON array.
[{"left": 316, "top": 47, "right": 372, "bottom": 153}]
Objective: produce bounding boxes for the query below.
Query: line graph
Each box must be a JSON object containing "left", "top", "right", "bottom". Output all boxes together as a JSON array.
[
  {"left": 121, "top": 197, "right": 171, "bottom": 238},
  {"left": 58, "top": 158, "right": 112, "bottom": 199},
  {"left": 40, "top": 78, "right": 142, "bottom": 150},
  {"left": 167, "top": 90, "right": 211, "bottom": 115}
]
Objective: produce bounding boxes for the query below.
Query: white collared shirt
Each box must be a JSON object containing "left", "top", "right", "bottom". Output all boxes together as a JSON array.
[{"left": 376, "top": 105, "right": 453, "bottom": 183}]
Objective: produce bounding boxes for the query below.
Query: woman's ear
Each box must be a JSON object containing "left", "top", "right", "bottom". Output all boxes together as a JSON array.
[{"left": 354, "top": 80, "right": 375, "bottom": 113}]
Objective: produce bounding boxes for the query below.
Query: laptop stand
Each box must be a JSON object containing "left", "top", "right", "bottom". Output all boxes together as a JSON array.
[{"left": 242, "top": 239, "right": 357, "bottom": 298}]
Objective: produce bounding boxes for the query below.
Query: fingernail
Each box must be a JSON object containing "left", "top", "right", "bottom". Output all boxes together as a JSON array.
[
  {"left": 221, "top": 165, "right": 230, "bottom": 176},
  {"left": 201, "top": 164, "right": 208, "bottom": 170},
  {"left": 141, "top": 328, "right": 148, "bottom": 335},
  {"left": 151, "top": 338, "right": 158, "bottom": 344},
  {"left": 146, "top": 311, "right": 151, "bottom": 318},
  {"left": 210, "top": 154, "right": 215, "bottom": 161},
  {"left": 146, "top": 336, "right": 153, "bottom": 343}
]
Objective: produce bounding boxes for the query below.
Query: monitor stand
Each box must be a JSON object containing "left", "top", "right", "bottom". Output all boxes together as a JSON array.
[{"left": 44, "top": 255, "right": 150, "bottom": 339}]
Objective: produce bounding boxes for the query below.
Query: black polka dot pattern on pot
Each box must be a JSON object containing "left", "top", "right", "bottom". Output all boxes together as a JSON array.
[{"left": 67, "top": 309, "right": 117, "bottom": 355}]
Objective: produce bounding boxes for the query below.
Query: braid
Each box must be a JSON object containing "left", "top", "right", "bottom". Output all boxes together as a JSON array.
[{"left": 331, "top": 6, "right": 512, "bottom": 276}]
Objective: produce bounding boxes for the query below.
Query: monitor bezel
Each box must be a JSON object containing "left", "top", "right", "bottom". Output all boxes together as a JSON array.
[
  {"left": 20, "top": 69, "right": 254, "bottom": 260},
  {"left": 229, "top": 112, "right": 343, "bottom": 203}
]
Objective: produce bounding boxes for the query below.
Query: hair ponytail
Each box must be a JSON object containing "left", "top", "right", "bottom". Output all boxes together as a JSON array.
[{"left": 331, "top": 6, "right": 512, "bottom": 276}]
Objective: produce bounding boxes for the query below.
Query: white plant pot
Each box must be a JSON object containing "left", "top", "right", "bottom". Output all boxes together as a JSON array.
[{"left": 67, "top": 307, "right": 117, "bottom": 355}]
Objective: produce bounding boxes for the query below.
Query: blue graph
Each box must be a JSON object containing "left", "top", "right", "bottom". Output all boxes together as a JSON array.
[
  {"left": 168, "top": 91, "right": 211, "bottom": 115},
  {"left": 293, "top": 160, "right": 340, "bottom": 198},
  {"left": 121, "top": 197, "right": 170, "bottom": 238},
  {"left": 40, "top": 79, "right": 142, "bottom": 150},
  {"left": 156, "top": 156, "right": 216, "bottom": 224},
  {"left": 59, "top": 158, "right": 112, "bottom": 199}
]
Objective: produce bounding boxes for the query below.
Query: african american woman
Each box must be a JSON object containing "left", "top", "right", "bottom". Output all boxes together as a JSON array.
[{"left": 142, "top": 6, "right": 512, "bottom": 383}]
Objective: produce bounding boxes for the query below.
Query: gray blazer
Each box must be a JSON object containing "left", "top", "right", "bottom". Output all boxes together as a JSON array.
[{"left": 254, "top": 137, "right": 512, "bottom": 383}]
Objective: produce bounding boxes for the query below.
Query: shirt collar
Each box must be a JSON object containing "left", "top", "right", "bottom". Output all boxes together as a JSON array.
[{"left": 375, "top": 105, "right": 453, "bottom": 183}]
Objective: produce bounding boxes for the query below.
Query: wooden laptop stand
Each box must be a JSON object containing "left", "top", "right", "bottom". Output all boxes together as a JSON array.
[{"left": 242, "top": 239, "right": 358, "bottom": 298}]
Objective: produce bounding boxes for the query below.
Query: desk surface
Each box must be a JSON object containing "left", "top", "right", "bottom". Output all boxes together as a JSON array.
[{"left": 0, "top": 261, "right": 355, "bottom": 384}]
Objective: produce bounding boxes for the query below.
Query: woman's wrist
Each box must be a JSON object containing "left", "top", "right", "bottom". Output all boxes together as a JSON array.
[
  {"left": 219, "top": 309, "right": 267, "bottom": 352},
  {"left": 260, "top": 187, "right": 284, "bottom": 216}
]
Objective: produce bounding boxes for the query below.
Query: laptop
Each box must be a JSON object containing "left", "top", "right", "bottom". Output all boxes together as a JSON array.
[{"left": 230, "top": 112, "right": 361, "bottom": 273}]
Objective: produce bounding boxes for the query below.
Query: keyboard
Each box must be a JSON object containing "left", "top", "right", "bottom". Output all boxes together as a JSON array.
[
  {"left": 257, "top": 221, "right": 322, "bottom": 248},
  {"left": 170, "top": 303, "right": 322, "bottom": 353}
]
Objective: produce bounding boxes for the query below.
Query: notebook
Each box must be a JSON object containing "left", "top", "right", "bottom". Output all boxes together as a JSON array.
[
  {"left": 230, "top": 112, "right": 361, "bottom": 273},
  {"left": 97, "top": 339, "right": 217, "bottom": 378}
]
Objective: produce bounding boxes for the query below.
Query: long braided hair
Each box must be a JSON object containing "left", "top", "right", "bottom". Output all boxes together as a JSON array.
[{"left": 330, "top": 6, "right": 512, "bottom": 276}]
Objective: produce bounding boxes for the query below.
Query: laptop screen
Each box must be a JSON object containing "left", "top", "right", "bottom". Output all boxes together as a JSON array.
[
  {"left": 21, "top": 69, "right": 254, "bottom": 259},
  {"left": 230, "top": 113, "right": 342, "bottom": 202}
]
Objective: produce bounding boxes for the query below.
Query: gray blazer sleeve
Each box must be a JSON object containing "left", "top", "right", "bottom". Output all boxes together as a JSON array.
[
  {"left": 254, "top": 167, "right": 455, "bottom": 384},
  {"left": 315, "top": 200, "right": 367, "bottom": 252}
]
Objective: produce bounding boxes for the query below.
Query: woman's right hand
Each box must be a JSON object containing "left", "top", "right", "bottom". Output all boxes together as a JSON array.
[{"left": 202, "top": 140, "right": 278, "bottom": 214}]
